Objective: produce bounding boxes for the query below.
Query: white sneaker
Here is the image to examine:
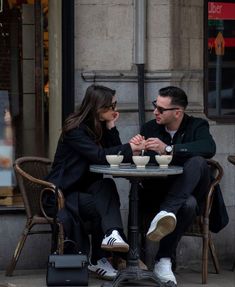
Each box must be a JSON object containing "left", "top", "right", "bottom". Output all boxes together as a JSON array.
[
  {"left": 101, "top": 230, "right": 129, "bottom": 252},
  {"left": 88, "top": 257, "right": 117, "bottom": 280},
  {"left": 146, "top": 211, "right": 176, "bottom": 241},
  {"left": 154, "top": 257, "right": 177, "bottom": 285}
]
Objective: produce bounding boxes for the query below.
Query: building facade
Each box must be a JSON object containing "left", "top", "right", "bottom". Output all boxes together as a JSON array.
[{"left": 0, "top": 0, "right": 234, "bottom": 271}]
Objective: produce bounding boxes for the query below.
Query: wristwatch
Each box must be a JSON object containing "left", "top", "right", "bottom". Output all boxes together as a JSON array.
[{"left": 165, "top": 145, "right": 173, "bottom": 155}]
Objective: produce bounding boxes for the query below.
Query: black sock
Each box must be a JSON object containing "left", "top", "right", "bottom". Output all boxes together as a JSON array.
[{"left": 105, "top": 228, "right": 116, "bottom": 236}]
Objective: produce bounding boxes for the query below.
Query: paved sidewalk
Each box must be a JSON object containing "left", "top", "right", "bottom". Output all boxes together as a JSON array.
[{"left": 0, "top": 266, "right": 234, "bottom": 287}]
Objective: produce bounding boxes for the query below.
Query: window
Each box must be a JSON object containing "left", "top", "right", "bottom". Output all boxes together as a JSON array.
[
  {"left": 0, "top": 0, "right": 49, "bottom": 209},
  {"left": 205, "top": 1, "right": 235, "bottom": 121}
]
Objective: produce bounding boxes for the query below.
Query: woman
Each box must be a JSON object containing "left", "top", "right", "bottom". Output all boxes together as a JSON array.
[{"left": 45, "top": 84, "right": 144, "bottom": 280}]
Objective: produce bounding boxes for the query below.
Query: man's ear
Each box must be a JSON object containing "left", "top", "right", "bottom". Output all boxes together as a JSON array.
[{"left": 175, "top": 109, "right": 184, "bottom": 119}]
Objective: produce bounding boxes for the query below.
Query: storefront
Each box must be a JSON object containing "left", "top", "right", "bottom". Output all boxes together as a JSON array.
[
  {"left": 0, "top": 0, "right": 74, "bottom": 209},
  {"left": 205, "top": 0, "right": 235, "bottom": 120}
]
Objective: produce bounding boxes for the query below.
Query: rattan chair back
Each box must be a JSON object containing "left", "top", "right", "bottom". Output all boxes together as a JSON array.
[
  {"left": 184, "top": 159, "right": 224, "bottom": 284},
  {"left": 227, "top": 155, "right": 235, "bottom": 271},
  {"left": 14, "top": 156, "right": 52, "bottom": 219}
]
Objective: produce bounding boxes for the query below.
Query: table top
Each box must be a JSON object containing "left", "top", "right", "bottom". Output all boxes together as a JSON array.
[{"left": 90, "top": 164, "right": 183, "bottom": 178}]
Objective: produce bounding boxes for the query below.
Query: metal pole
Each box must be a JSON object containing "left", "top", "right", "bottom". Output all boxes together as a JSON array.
[
  {"left": 137, "top": 64, "right": 145, "bottom": 128},
  {"left": 62, "top": 0, "right": 75, "bottom": 123},
  {"left": 134, "top": 0, "right": 146, "bottom": 130}
]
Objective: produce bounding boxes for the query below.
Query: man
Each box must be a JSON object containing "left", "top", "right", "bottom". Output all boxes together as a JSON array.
[{"left": 130, "top": 86, "right": 216, "bottom": 286}]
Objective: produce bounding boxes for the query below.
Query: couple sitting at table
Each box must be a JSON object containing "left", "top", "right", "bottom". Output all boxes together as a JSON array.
[{"left": 45, "top": 84, "right": 216, "bottom": 285}]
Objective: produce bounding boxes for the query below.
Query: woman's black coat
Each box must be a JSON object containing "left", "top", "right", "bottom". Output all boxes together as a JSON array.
[{"left": 45, "top": 123, "right": 133, "bottom": 254}]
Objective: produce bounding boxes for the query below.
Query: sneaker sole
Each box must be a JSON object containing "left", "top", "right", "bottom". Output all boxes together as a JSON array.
[
  {"left": 101, "top": 244, "right": 129, "bottom": 253},
  {"left": 88, "top": 270, "right": 117, "bottom": 281},
  {"left": 155, "top": 273, "right": 177, "bottom": 285},
  {"left": 147, "top": 216, "right": 176, "bottom": 242}
]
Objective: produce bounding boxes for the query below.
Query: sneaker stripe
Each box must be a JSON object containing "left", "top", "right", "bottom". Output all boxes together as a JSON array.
[
  {"left": 88, "top": 258, "right": 118, "bottom": 280},
  {"left": 97, "top": 268, "right": 107, "bottom": 276},
  {"left": 101, "top": 231, "right": 129, "bottom": 252},
  {"left": 107, "top": 237, "right": 116, "bottom": 245},
  {"left": 110, "top": 238, "right": 116, "bottom": 245}
]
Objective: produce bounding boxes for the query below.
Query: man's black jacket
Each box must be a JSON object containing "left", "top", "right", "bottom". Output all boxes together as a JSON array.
[
  {"left": 141, "top": 113, "right": 216, "bottom": 165},
  {"left": 141, "top": 113, "right": 228, "bottom": 232}
]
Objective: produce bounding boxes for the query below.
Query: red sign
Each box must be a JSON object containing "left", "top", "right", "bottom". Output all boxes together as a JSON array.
[
  {"left": 208, "top": 37, "right": 235, "bottom": 48},
  {"left": 224, "top": 37, "right": 235, "bottom": 47},
  {"left": 208, "top": 2, "right": 235, "bottom": 20}
]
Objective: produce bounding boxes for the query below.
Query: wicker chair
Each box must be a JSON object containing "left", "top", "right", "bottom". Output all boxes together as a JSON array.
[
  {"left": 5, "top": 156, "right": 65, "bottom": 276},
  {"left": 184, "top": 159, "right": 224, "bottom": 284},
  {"left": 140, "top": 159, "right": 224, "bottom": 284},
  {"left": 227, "top": 155, "right": 235, "bottom": 271}
]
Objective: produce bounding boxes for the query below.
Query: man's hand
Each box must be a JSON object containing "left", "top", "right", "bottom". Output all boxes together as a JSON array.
[
  {"left": 145, "top": 137, "right": 167, "bottom": 155},
  {"left": 129, "top": 134, "right": 145, "bottom": 145}
]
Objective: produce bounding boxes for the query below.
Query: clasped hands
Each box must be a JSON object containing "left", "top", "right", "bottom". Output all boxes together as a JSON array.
[{"left": 129, "top": 134, "right": 167, "bottom": 155}]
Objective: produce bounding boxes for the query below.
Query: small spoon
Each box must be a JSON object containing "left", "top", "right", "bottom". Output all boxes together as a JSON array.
[
  {"left": 141, "top": 149, "right": 145, "bottom": 156},
  {"left": 117, "top": 151, "right": 122, "bottom": 156}
]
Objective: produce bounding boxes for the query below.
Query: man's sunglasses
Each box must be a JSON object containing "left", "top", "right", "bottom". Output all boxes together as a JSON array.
[
  {"left": 152, "top": 100, "right": 179, "bottom": 114},
  {"left": 106, "top": 101, "right": 117, "bottom": 111}
]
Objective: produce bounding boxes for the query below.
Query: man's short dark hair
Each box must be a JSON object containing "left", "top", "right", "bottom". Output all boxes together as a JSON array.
[{"left": 158, "top": 86, "right": 188, "bottom": 109}]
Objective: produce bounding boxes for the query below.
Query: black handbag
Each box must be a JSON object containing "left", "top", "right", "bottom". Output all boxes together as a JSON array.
[{"left": 46, "top": 253, "right": 88, "bottom": 286}]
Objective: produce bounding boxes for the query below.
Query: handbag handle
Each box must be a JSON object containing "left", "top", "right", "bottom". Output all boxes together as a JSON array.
[{"left": 63, "top": 239, "right": 81, "bottom": 254}]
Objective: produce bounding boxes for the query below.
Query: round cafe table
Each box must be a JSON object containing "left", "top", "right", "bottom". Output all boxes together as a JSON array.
[{"left": 90, "top": 164, "right": 183, "bottom": 287}]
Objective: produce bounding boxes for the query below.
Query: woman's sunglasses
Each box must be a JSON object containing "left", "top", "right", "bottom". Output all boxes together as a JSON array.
[{"left": 106, "top": 101, "right": 117, "bottom": 111}]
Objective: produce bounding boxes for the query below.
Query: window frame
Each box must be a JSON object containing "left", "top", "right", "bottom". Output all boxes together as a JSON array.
[{"left": 204, "top": 0, "right": 235, "bottom": 123}]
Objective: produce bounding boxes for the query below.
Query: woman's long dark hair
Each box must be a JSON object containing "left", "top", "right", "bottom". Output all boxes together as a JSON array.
[{"left": 62, "top": 84, "right": 116, "bottom": 142}]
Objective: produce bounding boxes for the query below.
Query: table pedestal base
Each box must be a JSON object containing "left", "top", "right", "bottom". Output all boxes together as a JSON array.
[
  {"left": 89, "top": 165, "right": 182, "bottom": 287},
  {"left": 101, "top": 265, "right": 164, "bottom": 287}
]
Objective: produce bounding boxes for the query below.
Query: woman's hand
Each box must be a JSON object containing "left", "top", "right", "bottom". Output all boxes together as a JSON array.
[
  {"left": 129, "top": 134, "right": 146, "bottom": 154},
  {"left": 106, "top": 112, "right": 120, "bottom": 129}
]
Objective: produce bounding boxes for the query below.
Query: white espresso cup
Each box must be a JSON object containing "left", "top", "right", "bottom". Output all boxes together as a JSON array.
[
  {"left": 132, "top": 155, "right": 150, "bottom": 168},
  {"left": 106, "top": 155, "right": 124, "bottom": 167},
  {"left": 155, "top": 155, "right": 173, "bottom": 168}
]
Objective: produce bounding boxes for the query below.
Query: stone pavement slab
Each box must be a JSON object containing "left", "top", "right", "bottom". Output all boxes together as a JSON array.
[{"left": 0, "top": 267, "right": 234, "bottom": 287}]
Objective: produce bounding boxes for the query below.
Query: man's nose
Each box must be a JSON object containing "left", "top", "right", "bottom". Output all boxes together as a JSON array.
[{"left": 154, "top": 109, "right": 159, "bottom": 115}]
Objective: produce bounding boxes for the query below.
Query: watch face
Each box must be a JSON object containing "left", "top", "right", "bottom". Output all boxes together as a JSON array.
[{"left": 166, "top": 146, "right": 172, "bottom": 153}]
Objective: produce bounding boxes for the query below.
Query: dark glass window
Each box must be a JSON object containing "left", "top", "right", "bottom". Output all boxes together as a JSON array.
[
  {"left": 0, "top": 1, "right": 49, "bottom": 209},
  {"left": 205, "top": 1, "right": 235, "bottom": 121}
]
